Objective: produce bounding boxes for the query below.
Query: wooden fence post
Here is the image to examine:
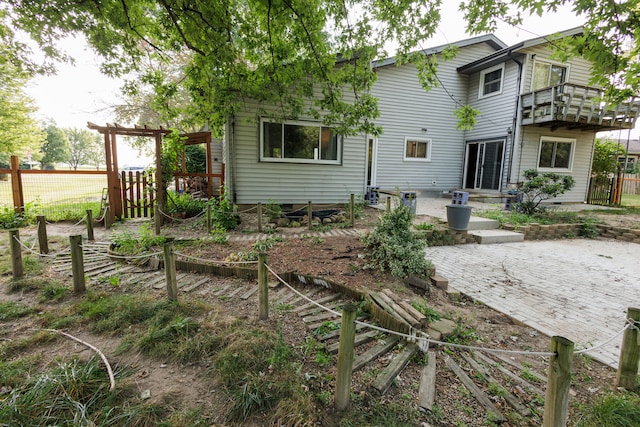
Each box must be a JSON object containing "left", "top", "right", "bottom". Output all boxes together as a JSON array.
[
  {"left": 206, "top": 203, "right": 212, "bottom": 234},
  {"left": 386, "top": 196, "right": 391, "bottom": 212},
  {"left": 308, "top": 201, "right": 313, "bottom": 231},
  {"left": 350, "top": 193, "right": 355, "bottom": 228},
  {"left": 70, "top": 234, "right": 85, "bottom": 293},
  {"left": 163, "top": 239, "right": 178, "bottom": 301},
  {"left": 36, "top": 216, "right": 49, "bottom": 254},
  {"left": 616, "top": 307, "right": 640, "bottom": 390},
  {"left": 154, "top": 205, "right": 161, "bottom": 235},
  {"left": 86, "top": 209, "right": 94, "bottom": 241},
  {"left": 257, "top": 202, "right": 263, "bottom": 232},
  {"left": 9, "top": 229, "right": 23, "bottom": 279},
  {"left": 258, "top": 253, "right": 268, "bottom": 320},
  {"left": 543, "top": 336, "right": 574, "bottom": 427},
  {"left": 335, "top": 304, "right": 357, "bottom": 411},
  {"left": 10, "top": 156, "right": 24, "bottom": 214}
]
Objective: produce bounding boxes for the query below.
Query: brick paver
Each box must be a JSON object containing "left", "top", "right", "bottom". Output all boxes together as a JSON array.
[{"left": 426, "top": 239, "right": 640, "bottom": 368}]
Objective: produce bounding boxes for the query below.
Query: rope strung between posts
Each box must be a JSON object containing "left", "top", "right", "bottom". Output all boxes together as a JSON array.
[
  {"left": 72, "top": 214, "right": 88, "bottom": 227},
  {"left": 11, "top": 234, "right": 70, "bottom": 258},
  {"left": 81, "top": 245, "right": 163, "bottom": 260},
  {"left": 264, "top": 263, "right": 635, "bottom": 358},
  {"left": 235, "top": 205, "right": 257, "bottom": 214},
  {"left": 96, "top": 207, "right": 108, "bottom": 223},
  {"left": 157, "top": 207, "right": 186, "bottom": 222},
  {"left": 573, "top": 318, "right": 639, "bottom": 355},
  {"left": 173, "top": 251, "right": 259, "bottom": 265}
]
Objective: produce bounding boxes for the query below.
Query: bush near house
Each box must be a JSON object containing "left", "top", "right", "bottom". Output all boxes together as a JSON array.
[{"left": 516, "top": 169, "right": 575, "bottom": 214}]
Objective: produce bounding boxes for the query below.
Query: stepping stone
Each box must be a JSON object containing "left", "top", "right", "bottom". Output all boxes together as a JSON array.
[
  {"left": 429, "top": 318, "right": 457, "bottom": 338},
  {"left": 371, "top": 343, "right": 418, "bottom": 394}
]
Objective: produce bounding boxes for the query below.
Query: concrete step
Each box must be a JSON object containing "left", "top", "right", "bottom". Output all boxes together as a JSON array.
[
  {"left": 470, "top": 229, "right": 525, "bottom": 244},
  {"left": 466, "top": 217, "right": 500, "bottom": 231}
]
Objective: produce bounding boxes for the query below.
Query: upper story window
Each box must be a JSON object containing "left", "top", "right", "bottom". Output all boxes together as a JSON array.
[
  {"left": 478, "top": 64, "right": 504, "bottom": 98},
  {"left": 404, "top": 137, "right": 431, "bottom": 161},
  {"left": 260, "top": 118, "right": 341, "bottom": 164},
  {"left": 532, "top": 60, "right": 567, "bottom": 91},
  {"left": 538, "top": 136, "right": 574, "bottom": 171}
]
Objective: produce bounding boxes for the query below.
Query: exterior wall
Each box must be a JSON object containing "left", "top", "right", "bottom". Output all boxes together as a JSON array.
[
  {"left": 513, "top": 126, "right": 595, "bottom": 203},
  {"left": 520, "top": 45, "right": 594, "bottom": 92},
  {"left": 464, "top": 58, "right": 522, "bottom": 190},
  {"left": 371, "top": 42, "right": 498, "bottom": 193},
  {"left": 226, "top": 101, "right": 366, "bottom": 204}
]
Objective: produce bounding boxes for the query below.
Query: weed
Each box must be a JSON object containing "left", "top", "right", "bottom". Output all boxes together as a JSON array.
[
  {"left": 265, "top": 200, "right": 282, "bottom": 221},
  {"left": 411, "top": 299, "right": 441, "bottom": 322},
  {"left": 0, "top": 301, "right": 37, "bottom": 321},
  {"left": 209, "top": 227, "right": 228, "bottom": 244},
  {"left": 488, "top": 382, "right": 508, "bottom": 398},
  {"left": 304, "top": 235, "right": 325, "bottom": 245},
  {"left": 444, "top": 321, "right": 480, "bottom": 345},
  {"left": 313, "top": 321, "right": 340, "bottom": 338},
  {"left": 520, "top": 367, "right": 542, "bottom": 383},
  {"left": 39, "top": 283, "right": 68, "bottom": 302},
  {"left": 414, "top": 222, "right": 434, "bottom": 230},
  {"left": 314, "top": 350, "right": 332, "bottom": 367},
  {"left": 581, "top": 218, "right": 601, "bottom": 238},
  {"left": 317, "top": 390, "right": 332, "bottom": 405},
  {"left": 575, "top": 391, "right": 640, "bottom": 427},
  {"left": 338, "top": 401, "right": 419, "bottom": 427},
  {"left": 346, "top": 193, "right": 365, "bottom": 219},
  {"left": 113, "top": 224, "right": 166, "bottom": 255},
  {"left": 275, "top": 302, "right": 294, "bottom": 313}
]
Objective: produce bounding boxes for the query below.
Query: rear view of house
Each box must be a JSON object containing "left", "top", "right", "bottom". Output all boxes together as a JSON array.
[{"left": 223, "top": 27, "right": 640, "bottom": 205}]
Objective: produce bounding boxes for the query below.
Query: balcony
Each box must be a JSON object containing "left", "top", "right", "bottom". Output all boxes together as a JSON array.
[{"left": 520, "top": 84, "right": 640, "bottom": 131}]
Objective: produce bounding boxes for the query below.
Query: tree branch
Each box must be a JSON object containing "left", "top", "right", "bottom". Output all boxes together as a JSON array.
[{"left": 159, "top": 0, "right": 206, "bottom": 56}]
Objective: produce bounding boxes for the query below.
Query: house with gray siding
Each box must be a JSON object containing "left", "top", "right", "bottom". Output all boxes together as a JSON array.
[{"left": 223, "top": 27, "right": 640, "bottom": 205}]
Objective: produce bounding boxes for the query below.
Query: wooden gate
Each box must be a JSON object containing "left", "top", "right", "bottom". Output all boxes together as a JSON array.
[
  {"left": 587, "top": 171, "right": 624, "bottom": 206},
  {"left": 121, "top": 170, "right": 155, "bottom": 218}
]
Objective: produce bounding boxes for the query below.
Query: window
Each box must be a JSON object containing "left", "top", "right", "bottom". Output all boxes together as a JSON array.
[
  {"left": 532, "top": 60, "right": 567, "bottom": 91},
  {"left": 478, "top": 64, "right": 504, "bottom": 98},
  {"left": 538, "top": 136, "right": 574, "bottom": 171},
  {"left": 404, "top": 137, "right": 431, "bottom": 161},
  {"left": 260, "top": 119, "right": 340, "bottom": 164}
]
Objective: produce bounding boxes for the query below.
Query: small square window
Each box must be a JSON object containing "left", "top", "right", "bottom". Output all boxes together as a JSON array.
[
  {"left": 404, "top": 138, "right": 431, "bottom": 161},
  {"left": 479, "top": 64, "right": 504, "bottom": 98}
]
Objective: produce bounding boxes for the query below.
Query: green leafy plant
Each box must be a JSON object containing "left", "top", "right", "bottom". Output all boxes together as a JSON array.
[
  {"left": 0, "top": 202, "right": 37, "bottom": 229},
  {"left": 362, "top": 205, "right": 432, "bottom": 279},
  {"left": 346, "top": 193, "right": 365, "bottom": 219},
  {"left": 575, "top": 391, "right": 640, "bottom": 427},
  {"left": 166, "top": 191, "right": 206, "bottom": 218},
  {"left": 209, "top": 187, "right": 240, "bottom": 231},
  {"left": 265, "top": 199, "right": 282, "bottom": 221},
  {"left": 411, "top": 299, "right": 441, "bottom": 322},
  {"left": 516, "top": 169, "right": 576, "bottom": 214}
]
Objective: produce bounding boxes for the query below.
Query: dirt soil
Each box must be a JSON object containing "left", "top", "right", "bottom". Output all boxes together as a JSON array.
[{"left": 0, "top": 206, "right": 631, "bottom": 426}]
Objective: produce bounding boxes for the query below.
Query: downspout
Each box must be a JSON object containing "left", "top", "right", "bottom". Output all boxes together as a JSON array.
[{"left": 507, "top": 51, "right": 523, "bottom": 188}]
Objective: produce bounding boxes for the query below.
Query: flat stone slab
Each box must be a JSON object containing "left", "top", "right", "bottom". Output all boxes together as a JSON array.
[
  {"left": 466, "top": 217, "right": 500, "bottom": 231},
  {"left": 470, "top": 229, "right": 524, "bottom": 244},
  {"left": 429, "top": 318, "right": 457, "bottom": 337}
]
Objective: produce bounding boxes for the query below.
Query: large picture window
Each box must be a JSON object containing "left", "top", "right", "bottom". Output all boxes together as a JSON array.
[
  {"left": 538, "top": 136, "right": 574, "bottom": 171},
  {"left": 261, "top": 119, "right": 340, "bottom": 164},
  {"left": 404, "top": 137, "right": 431, "bottom": 161},
  {"left": 532, "top": 60, "right": 567, "bottom": 91},
  {"left": 478, "top": 64, "right": 504, "bottom": 98}
]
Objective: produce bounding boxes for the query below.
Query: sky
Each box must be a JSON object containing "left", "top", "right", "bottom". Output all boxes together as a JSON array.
[{"left": 22, "top": 2, "right": 637, "bottom": 163}]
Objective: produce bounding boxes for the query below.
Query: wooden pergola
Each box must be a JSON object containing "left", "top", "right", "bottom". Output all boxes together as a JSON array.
[{"left": 87, "top": 122, "right": 219, "bottom": 225}]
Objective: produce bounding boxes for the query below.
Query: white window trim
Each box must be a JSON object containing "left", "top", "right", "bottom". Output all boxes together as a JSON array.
[
  {"left": 403, "top": 137, "right": 432, "bottom": 162},
  {"left": 478, "top": 63, "right": 505, "bottom": 99},
  {"left": 259, "top": 117, "right": 342, "bottom": 165},
  {"left": 530, "top": 57, "right": 570, "bottom": 91},
  {"left": 536, "top": 136, "right": 575, "bottom": 172}
]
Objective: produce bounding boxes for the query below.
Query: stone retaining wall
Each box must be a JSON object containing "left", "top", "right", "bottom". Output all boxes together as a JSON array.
[
  {"left": 596, "top": 224, "right": 640, "bottom": 244},
  {"left": 420, "top": 227, "right": 477, "bottom": 246},
  {"left": 501, "top": 223, "right": 582, "bottom": 241}
]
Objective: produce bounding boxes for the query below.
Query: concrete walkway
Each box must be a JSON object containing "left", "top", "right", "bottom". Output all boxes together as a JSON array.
[{"left": 426, "top": 239, "right": 639, "bottom": 368}]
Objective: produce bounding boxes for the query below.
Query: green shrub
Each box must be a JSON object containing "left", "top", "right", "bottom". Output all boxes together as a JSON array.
[
  {"left": 0, "top": 202, "right": 37, "bottom": 229},
  {"left": 361, "top": 205, "right": 432, "bottom": 279},
  {"left": 209, "top": 188, "right": 240, "bottom": 231},
  {"left": 167, "top": 191, "right": 207, "bottom": 218},
  {"left": 516, "top": 169, "right": 575, "bottom": 214}
]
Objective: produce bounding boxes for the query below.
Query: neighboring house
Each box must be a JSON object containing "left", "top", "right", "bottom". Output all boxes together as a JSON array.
[
  {"left": 614, "top": 139, "right": 640, "bottom": 172},
  {"left": 223, "top": 27, "right": 640, "bottom": 205}
]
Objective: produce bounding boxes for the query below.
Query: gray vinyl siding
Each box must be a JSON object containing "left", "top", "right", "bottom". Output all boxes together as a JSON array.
[
  {"left": 464, "top": 59, "right": 522, "bottom": 190},
  {"left": 227, "top": 101, "right": 365, "bottom": 204},
  {"left": 520, "top": 45, "right": 594, "bottom": 91},
  {"left": 371, "top": 42, "right": 498, "bottom": 193},
  {"left": 514, "top": 127, "right": 594, "bottom": 203}
]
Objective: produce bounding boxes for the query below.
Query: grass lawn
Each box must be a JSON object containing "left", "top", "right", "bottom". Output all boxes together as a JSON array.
[
  {"left": 620, "top": 193, "right": 640, "bottom": 207},
  {"left": 0, "top": 174, "right": 107, "bottom": 220}
]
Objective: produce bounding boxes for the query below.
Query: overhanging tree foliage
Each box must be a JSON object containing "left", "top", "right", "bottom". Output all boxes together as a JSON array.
[
  {"left": 3, "top": 1, "right": 639, "bottom": 136},
  {"left": 592, "top": 138, "right": 627, "bottom": 175}
]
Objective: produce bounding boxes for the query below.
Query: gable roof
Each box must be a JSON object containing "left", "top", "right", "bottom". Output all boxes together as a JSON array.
[
  {"left": 373, "top": 34, "right": 507, "bottom": 69},
  {"left": 457, "top": 26, "right": 584, "bottom": 74}
]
